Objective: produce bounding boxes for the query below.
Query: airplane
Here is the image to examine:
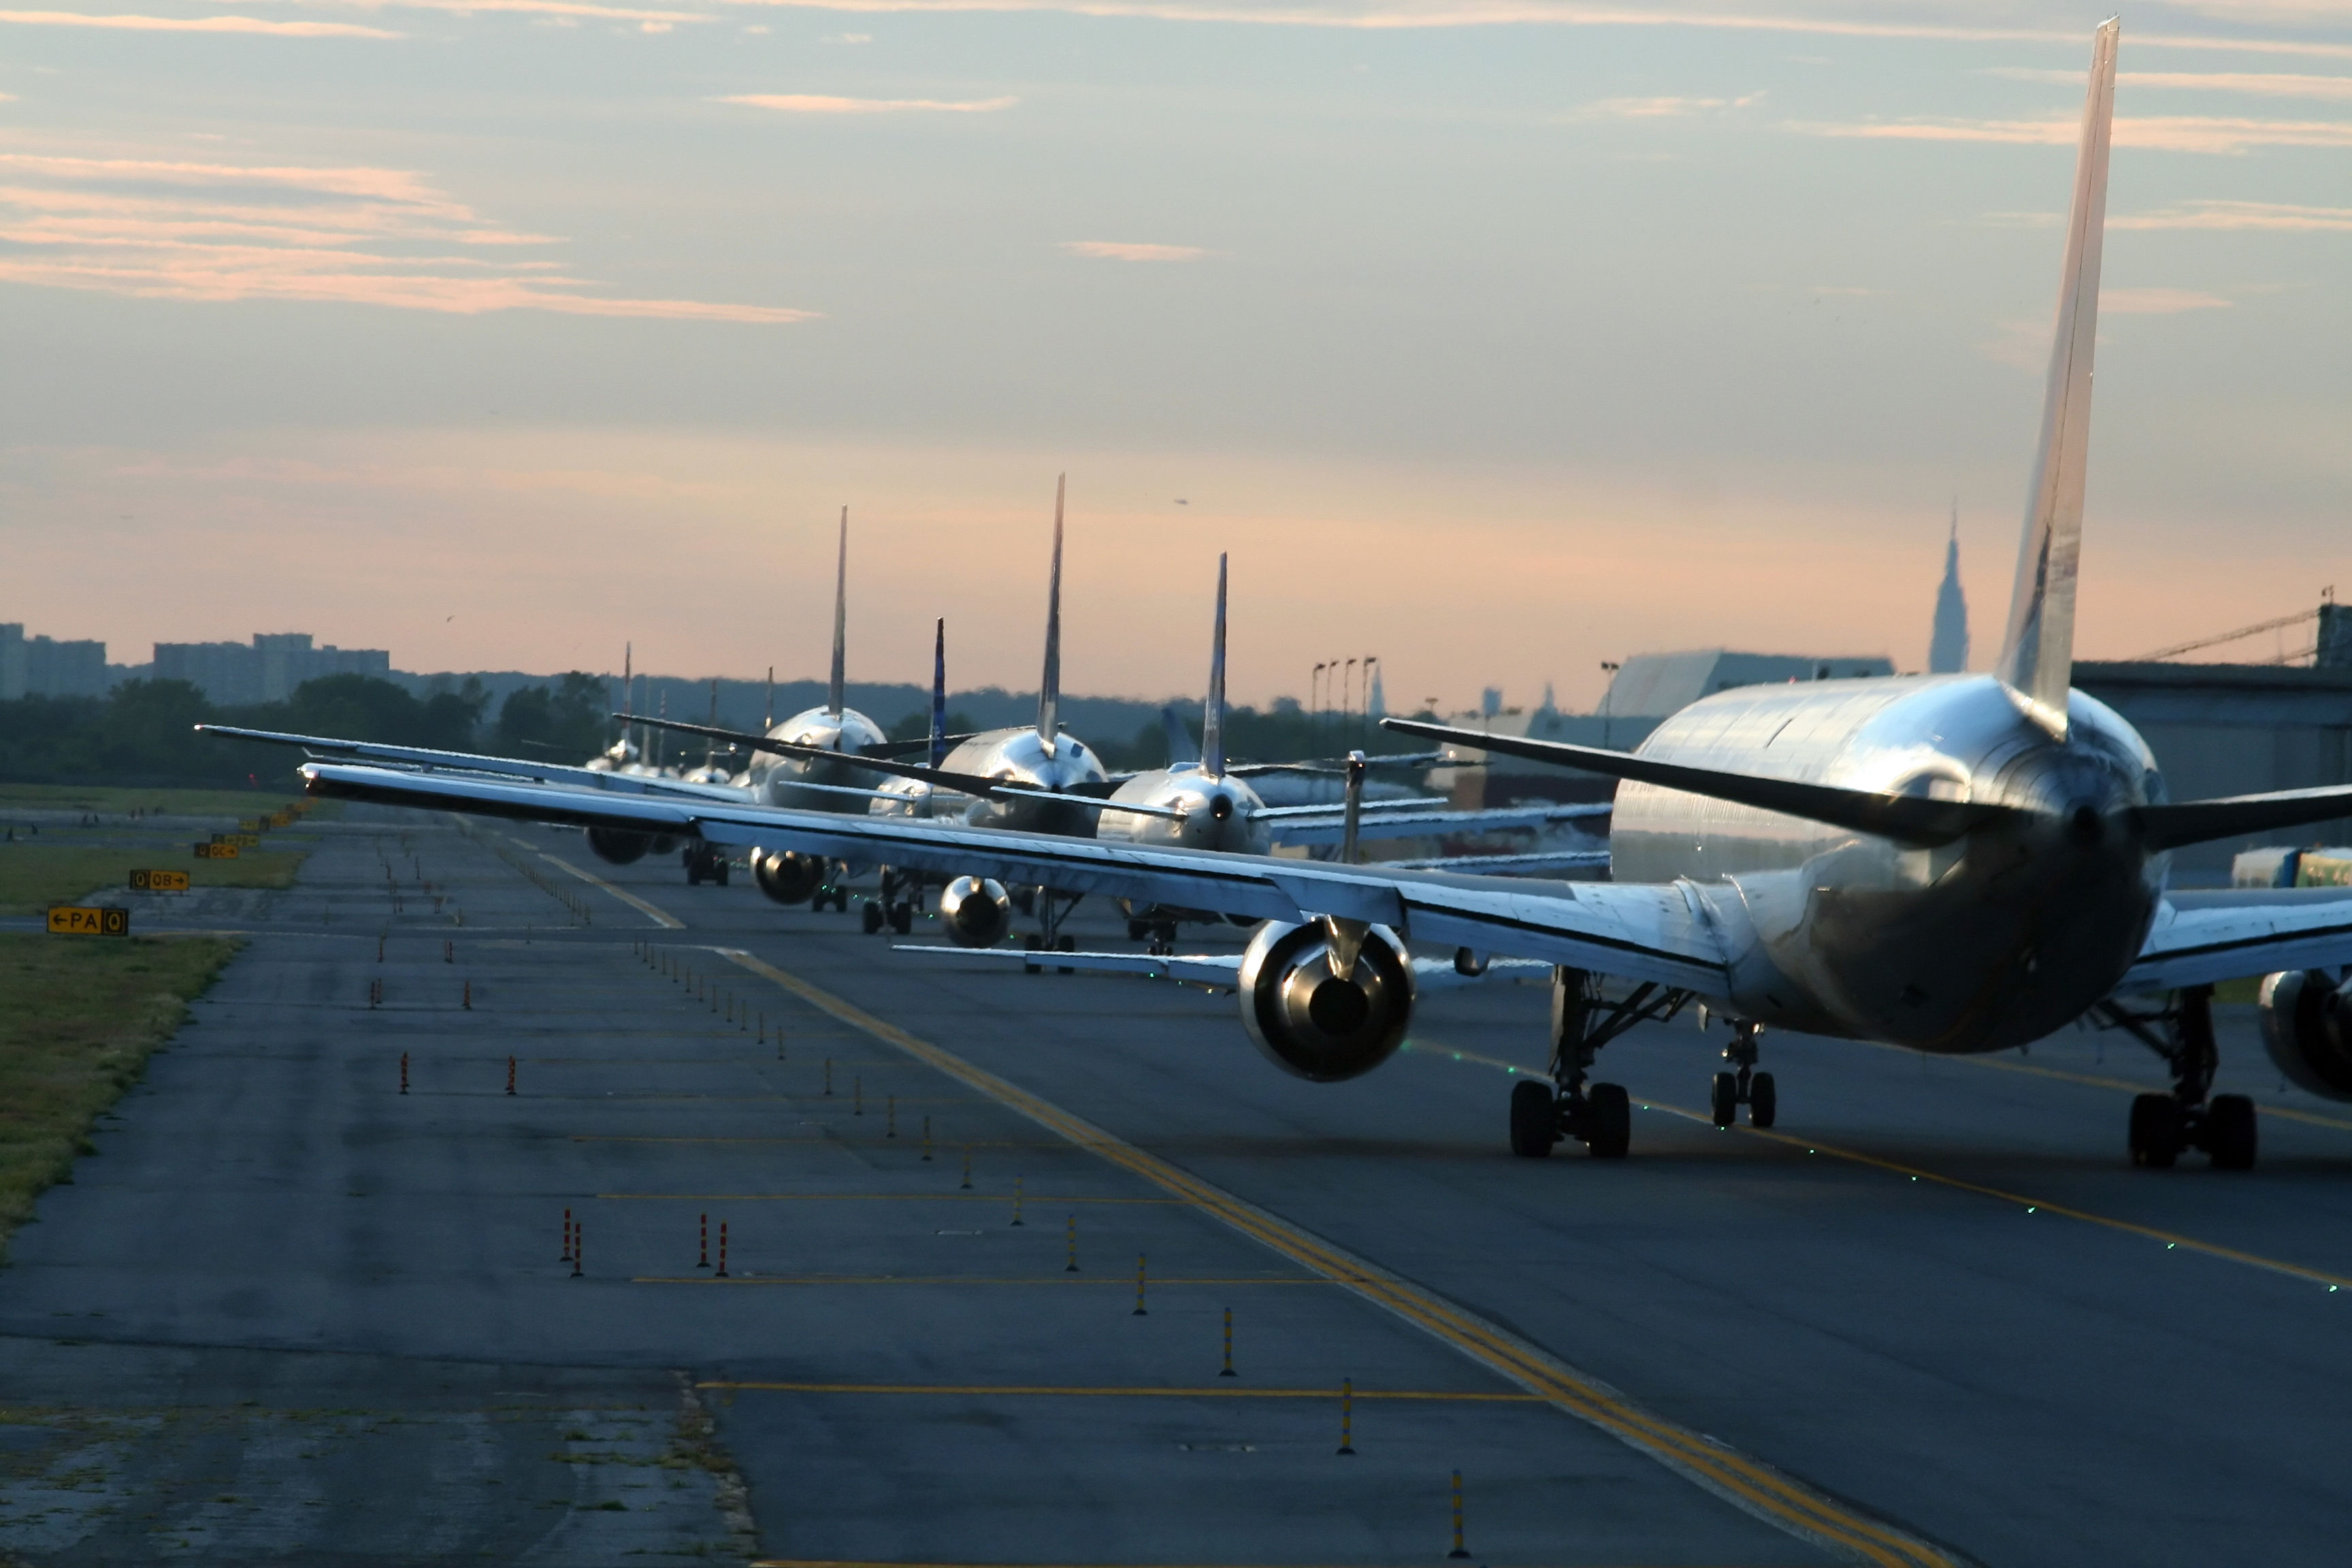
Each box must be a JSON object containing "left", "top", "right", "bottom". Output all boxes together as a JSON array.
[
  {"left": 638, "top": 548, "right": 1610, "bottom": 947},
  {"left": 263, "top": 21, "right": 2352, "bottom": 1171}
]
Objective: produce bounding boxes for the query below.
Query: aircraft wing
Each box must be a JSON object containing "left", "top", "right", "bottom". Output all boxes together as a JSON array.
[
  {"left": 198, "top": 724, "right": 757, "bottom": 803},
  {"left": 300, "top": 761, "right": 1728, "bottom": 992},
  {"left": 892, "top": 944, "right": 1553, "bottom": 991},
  {"left": 1380, "top": 849, "right": 1612, "bottom": 877},
  {"left": 2118, "top": 888, "right": 2352, "bottom": 992},
  {"left": 1263, "top": 801, "right": 1610, "bottom": 847}
]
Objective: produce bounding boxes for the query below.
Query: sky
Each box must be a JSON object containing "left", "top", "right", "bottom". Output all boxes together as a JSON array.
[{"left": 2, "top": 0, "right": 2347, "bottom": 711}]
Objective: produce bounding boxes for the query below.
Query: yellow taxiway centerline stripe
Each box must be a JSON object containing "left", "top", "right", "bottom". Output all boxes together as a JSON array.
[
  {"left": 1922, "top": 1047, "right": 2352, "bottom": 1134},
  {"left": 700, "top": 1381, "right": 1537, "bottom": 1401},
  {"left": 1417, "top": 1039, "right": 2352, "bottom": 1295},
  {"left": 632, "top": 1275, "right": 1330, "bottom": 1286},
  {"left": 715, "top": 946, "right": 1957, "bottom": 1568},
  {"left": 535, "top": 849, "right": 684, "bottom": 928},
  {"left": 598, "top": 1192, "right": 1188, "bottom": 1204}
]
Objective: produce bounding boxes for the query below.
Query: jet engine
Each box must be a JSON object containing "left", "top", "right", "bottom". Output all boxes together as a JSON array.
[
  {"left": 2258, "top": 970, "right": 2352, "bottom": 1100},
  {"left": 938, "top": 876, "right": 1013, "bottom": 949},
  {"left": 585, "top": 828, "right": 651, "bottom": 865},
  {"left": 752, "top": 849, "right": 826, "bottom": 906},
  {"left": 1236, "top": 919, "right": 1416, "bottom": 1082}
]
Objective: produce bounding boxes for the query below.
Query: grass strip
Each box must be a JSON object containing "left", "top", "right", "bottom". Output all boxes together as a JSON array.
[
  {"left": 0, "top": 932, "right": 242, "bottom": 1255},
  {"left": 0, "top": 784, "right": 327, "bottom": 819},
  {"left": 0, "top": 847, "right": 310, "bottom": 917}
]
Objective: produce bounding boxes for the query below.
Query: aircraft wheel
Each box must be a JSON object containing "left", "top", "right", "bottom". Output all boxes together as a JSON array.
[
  {"left": 2129, "top": 1093, "right": 2182, "bottom": 1169},
  {"left": 715, "top": 862, "right": 730, "bottom": 887},
  {"left": 861, "top": 900, "right": 885, "bottom": 935},
  {"left": 833, "top": 887, "right": 851, "bottom": 913},
  {"left": 1508, "top": 1080, "right": 1556, "bottom": 1158},
  {"left": 1586, "top": 1082, "right": 1631, "bottom": 1159},
  {"left": 686, "top": 864, "right": 703, "bottom": 887},
  {"left": 1127, "top": 919, "right": 1148, "bottom": 941},
  {"left": 1056, "top": 933, "right": 1076, "bottom": 975},
  {"left": 2206, "top": 1094, "right": 2257, "bottom": 1171},
  {"left": 1710, "top": 1072, "right": 1739, "bottom": 1128},
  {"left": 1748, "top": 1072, "right": 1777, "bottom": 1129},
  {"left": 888, "top": 902, "right": 913, "bottom": 936},
  {"left": 1021, "top": 933, "right": 1043, "bottom": 975}
]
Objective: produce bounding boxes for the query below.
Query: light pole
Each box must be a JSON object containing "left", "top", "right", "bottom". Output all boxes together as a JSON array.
[{"left": 1599, "top": 661, "right": 1620, "bottom": 749}]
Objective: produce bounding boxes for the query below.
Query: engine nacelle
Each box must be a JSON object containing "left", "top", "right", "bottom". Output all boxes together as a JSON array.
[
  {"left": 752, "top": 849, "right": 826, "bottom": 906},
  {"left": 938, "top": 877, "right": 1012, "bottom": 949},
  {"left": 2258, "top": 969, "right": 2352, "bottom": 1100},
  {"left": 585, "top": 828, "right": 651, "bottom": 865},
  {"left": 1237, "top": 920, "right": 1416, "bottom": 1083}
]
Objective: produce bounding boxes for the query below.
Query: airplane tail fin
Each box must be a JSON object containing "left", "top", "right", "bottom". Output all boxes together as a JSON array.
[
  {"left": 828, "top": 506, "right": 848, "bottom": 719},
  {"left": 1203, "top": 552, "right": 1228, "bottom": 779},
  {"left": 1994, "top": 17, "right": 2118, "bottom": 738},
  {"left": 1037, "top": 474, "right": 1064, "bottom": 755},
  {"left": 930, "top": 619, "right": 949, "bottom": 770},
  {"left": 1160, "top": 706, "right": 1202, "bottom": 768}
]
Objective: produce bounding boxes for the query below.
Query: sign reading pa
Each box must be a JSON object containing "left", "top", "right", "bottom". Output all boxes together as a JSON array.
[{"left": 48, "top": 906, "right": 131, "bottom": 936}]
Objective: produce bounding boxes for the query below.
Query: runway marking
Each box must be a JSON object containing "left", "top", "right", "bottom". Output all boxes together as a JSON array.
[
  {"left": 716, "top": 947, "right": 1958, "bottom": 1568},
  {"left": 1895, "top": 1047, "right": 2352, "bottom": 1135},
  {"left": 701, "top": 1381, "right": 1535, "bottom": 1401},
  {"left": 574, "top": 1136, "right": 1069, "bottom": 1148},
  {"left": 601, "top": 1192, "right": 1188, "bottom": 1205},
  {"left": 535, "top": 851, "right": 683, "bottom": 928},
  {"left": 1417, "top": 1039, "right": 2352, "bottom": 1296},
  {"left": 634, "top": 1275, "right": 1329, "bottom": 1286}
]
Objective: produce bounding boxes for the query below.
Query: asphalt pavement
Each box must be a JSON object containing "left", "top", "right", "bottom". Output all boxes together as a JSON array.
[{"left": 3, "top": 806, "right": 2349, "bottom": 1566}]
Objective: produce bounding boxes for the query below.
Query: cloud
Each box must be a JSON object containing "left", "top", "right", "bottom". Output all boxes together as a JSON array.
[
  {"left": 2112, "top": 197, "right": 2352, "bottom": 231},
  {"left": 717, "top": 92, "right": 1017, "bottom": 112},
  {"left": 706, "top": 3, "right": 2352, "bottom": 60},
  {"left": 823, "top": 29, "right": 873, "bottom": 40},
  {"left": 1791, "top": 114, "right": 2352, "bottom": 154},
  {"left": 257, "top": 0, "right": 710, "bottom": 20},
  {"left": 0, "top": 151, "right": 811, "bottom": 322},
  {"left": 0, "top": 9, "right": 397, "bottom": 35},
  {"left": 1989, "top": 67, "right": 2352, "bottom": 100},
  {"left": 2102, "top": 287, "right": 2235, "bottom": 314},
  {"left": 1060, "top": 240, "right": 1205, "bottom": 261},
  {"left": 1576, "top": 93, "right": 1762, "bottom": 118}
]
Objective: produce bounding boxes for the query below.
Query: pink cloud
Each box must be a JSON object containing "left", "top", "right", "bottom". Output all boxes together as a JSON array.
[
  {"left": 1060, "top": 240, "right": 1204, "bottom": 261},
  {"left": 1791, "top": 114, "right": 2352, "bottom": 154},
  {"left": 0, "top": 9, "right": 398, "bottom": 36},
  {"left": 717, "top": 92, "right": 1018, "bottom": 113},
  {"left": 0, "top": 150, "right": 812, "bottom": 322}
]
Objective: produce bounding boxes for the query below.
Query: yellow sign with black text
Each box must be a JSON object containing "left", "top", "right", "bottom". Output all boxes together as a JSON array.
[
  {"left": 195, "top": 842, "right": 239, "bottom": 860},
  {"left": 129, "top": 870, "right": 191, "bottom": 892},
  {"left": 49, "top": 906, "right": 130, "bottom": 936}
]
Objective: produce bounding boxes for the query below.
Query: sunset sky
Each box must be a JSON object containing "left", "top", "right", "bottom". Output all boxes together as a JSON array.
[{"left": 3, "top": 1, "right": 2347, "bottom": 710}]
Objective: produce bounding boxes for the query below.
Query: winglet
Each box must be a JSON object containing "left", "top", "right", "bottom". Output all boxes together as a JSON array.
[
  {"left": 930, "top": 618, "right": 949, "bottom": 770},
  {"left": 1037, "top": 474, "right": 1064, "bottom": 755},
  {"left": 1995, "top": 17, "right": 2118, "bottom": 738},
  {"left": 828, "top": 506, "right": 849, "bottom": 719},
  {"left": 1203, "top": 553, "right": 1228, "bottom": 779}
]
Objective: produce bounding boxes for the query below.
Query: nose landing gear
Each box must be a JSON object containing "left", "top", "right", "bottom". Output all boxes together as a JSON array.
[
  {"left": 2097, "top": 985, "right": 2257, "bottom": 1170},
  {"left": 1710, "top": 1023, "right": 1776, "bottom": 1129},
  {"left": 1508, "top": 969, "right": 1689, "bottom": 1160}
]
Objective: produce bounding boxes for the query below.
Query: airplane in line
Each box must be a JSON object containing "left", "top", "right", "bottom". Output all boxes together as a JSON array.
[
  {"left": 259, "top": 22, "right": 2352, "bottom": 1169},
  {"left": 639, "top": 547, "right": 1610, "bottom": 947}
]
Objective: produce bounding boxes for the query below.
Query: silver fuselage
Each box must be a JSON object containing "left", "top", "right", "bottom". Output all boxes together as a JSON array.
[
  {"left": 1615, "top": 674, "right": 2166, "bottom": 1055},
  {"left": 1098, "top": 766, "right": 1271, "bottom": 856},
  {"left": 748, "top": 705, "right": 890, "bottom": 811},
  {"left": 868, "top": 727, "right": 1110, "bottom": 836}
]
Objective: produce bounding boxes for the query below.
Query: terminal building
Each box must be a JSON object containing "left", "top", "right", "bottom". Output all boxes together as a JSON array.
[
  {"left": 0, "top": 623, "right": 108, "bottom": 700},
  {"left": 152, "top": 633, "right": 392, "bottom": 706}
]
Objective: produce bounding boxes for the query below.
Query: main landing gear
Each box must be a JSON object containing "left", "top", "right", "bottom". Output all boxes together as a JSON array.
[
  {"left": 683, "top": 845, "right": 731, "bottom": 887},
  {"left": 1710, "top": 1021, "right": 1776, "bottom": 1130},
  {"left": 2097, "top": 986, "right": 2257, "bottom": 1171},
  {"left": 1509, "top": 969, "right": 1690, "bottom": 1160},
  {"left": 862, "top": 868, "right": 921, "bottom": 936},
  {"left": 1021, "top": 889, "right": 1083, "bottom": 974}
]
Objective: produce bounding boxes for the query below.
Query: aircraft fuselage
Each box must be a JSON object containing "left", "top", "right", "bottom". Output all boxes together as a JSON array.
[{"left": 1610, "top": 674, "right": 2168, "bottom": 1054}]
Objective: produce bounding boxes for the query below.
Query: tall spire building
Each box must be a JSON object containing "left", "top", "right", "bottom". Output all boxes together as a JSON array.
[{"left": 1928, "top": 504, "right": 1970, "bottom": 674}]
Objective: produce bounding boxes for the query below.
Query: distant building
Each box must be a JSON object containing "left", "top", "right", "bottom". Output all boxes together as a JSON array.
[
  {"left": 0, "top": 623, "right": 108, "bottom": 700},
  {"left": 153, "top": 632, "right": 391, "bottom": 704},
  {"left": 1437, "top": 648, "right": 1895, "bottom": 806},
  {"left": 1929, "top": 508, "right": 1970, "bottom": 674}
]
